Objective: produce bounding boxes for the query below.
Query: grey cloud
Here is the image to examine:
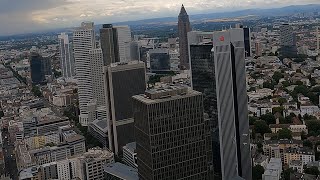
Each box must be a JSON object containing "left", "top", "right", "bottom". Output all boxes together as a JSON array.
[{"left": 0, "top": 0, "right": 71, "bottom": 14}]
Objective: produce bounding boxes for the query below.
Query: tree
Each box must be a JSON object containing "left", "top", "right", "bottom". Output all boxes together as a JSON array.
[
  {"left": 303, "top": 140, "right": 313, "bottom": 148},
  {"left": 278, "top": 98, "right": 287, "bottom": 105},
  {"left": 263, "top": 81, "right": 275, "bottom": 90},
  {"left": 260, "top": 113, "right": 276, "bottom": 125},
  {"left": 252, "top": 165, "right": 264, "bottom": 180},
  {"left": 254, "top": 120, "right": 271, "bottom": 135},
  {"left": 283, "top": 168, "right": 294, "bottom": 180},
  {"left": 304, "top": 166, "right": 320, "bottom": 176},
  {"left": 272, "top": 71, "right": 284, "bottom": 83},
  {"left": 306, "top": 120, "right": 320, "bottom": 136},
  {"left": 249, "top": 116, "right": 258, "bottom": 126},
  {"left": 278, "top": 128, "right": 292, "bottom": 139},
  {"left": 303, "top": 114, "right": 317, "bottom": 121},
  {"left": 0, "top": 111, "right": 3, "bottom": 118},
  {"left": 282, "top": 81, "right": 291, "bottom": 87},
  {"left": 272, "top": 106, "right": 284, "bottom": 114},
  {"left": 31, "top": 86, "right": 42, "bottom": 97}
]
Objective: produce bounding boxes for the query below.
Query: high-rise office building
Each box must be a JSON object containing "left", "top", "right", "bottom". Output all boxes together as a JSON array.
[
  {"left": 42, "top": 56, "right": 52, "bottom": 76},
  {"left": 189, "top": 29, "right": 251, "bottom": 180},
  {"left": 133, "top": 85, "right": 208, "bottom": 180},
  {"left": 255, "top": 41, "right": 262, "bottom": 56},
  {"left": 30, "top": 52, "right": 45, "bottom": 85},
  {"left": 100, "top": 24, "right": 119, "bottom": 65},
  {"left": 149, "top": 49, "right": 170, "bottom": 72},
  {"left": 73, "top": 22, "right": 95, "bottom": 126},
  {"left": 212, "top": 29, "right": 251, "bottom": 180},
  {"left": 243, "top": 27, "right": 251, "bottom": 57},
  {"left": 104, "top": 61, "right": 146, "bottom": 155},
  {"left": 115, "top": 26, "right": 132, "bottom": 62},
  {"left": 178, "top": 4, "right": 191, "bottom": 69},
  {"left": 58, "top": 33, "right": 75, "bottom": 78},
  {"left": 188, "top": 31, "right": 215, "bottom": 179},
  {"left": 89, "top": 48, "right": 106, "bottom": 107},
  {"left": 279, "top": 24, "right": 297, "bottom": 56}
]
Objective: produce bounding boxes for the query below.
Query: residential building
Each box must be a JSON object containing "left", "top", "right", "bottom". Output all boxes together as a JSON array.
[
  {"left": 133, "top": 85, "right": 208, "bottom": 180},
  {"left": 58, "top": 33, "right": 75, "bottom": 78},
  {"left": 178, "top": 4, "right": 191, "bottom": 69},
  {"left": 79, "top": 147, "right": 115, "bottom": 180},
  {"left": 104, "top": 61, "right": 146, "bottom": 155},
  {"left": 284, "top": 147, "right": 315, "bottom": 165},
  {"left": 73, "top": 22, "right": 95, "bottom": 126},
  {"left": 289, "top": 160, "right": 303, "bottom": 173}
]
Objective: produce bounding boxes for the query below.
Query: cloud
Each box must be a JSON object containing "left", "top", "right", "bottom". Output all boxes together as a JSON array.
[{"left": 0, "top": 0, "right": 319, "bottom": 35}]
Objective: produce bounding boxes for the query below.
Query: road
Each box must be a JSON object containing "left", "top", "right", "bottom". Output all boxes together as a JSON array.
[{"left": 2, "top": 130, "right": 18, "bottom": 180}]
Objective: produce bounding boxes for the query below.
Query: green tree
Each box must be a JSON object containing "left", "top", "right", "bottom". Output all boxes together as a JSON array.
[
  {"left": 263, "top": 81, "right": 275, "bottom": 90},
  {"left": 305, "top": 120, "right": 320, "bottom": 136},
  {"left": 254, "top": 120, "right": 271, "bottom": 135},
  {"left": 305, "top": 166, "right": 320, "bottom": 176},
  {"left": 283, "top": 168, "right": 294, "bottom": 180},
  {"left": 272, "top": 71, "right": 284, "bottom": 83},
  {"left": 272, "top": 106, "right": 284, "bottom": 114},
  {"left": 0, "top": 111, "right": 3, "bottom": 118},
  {"left": 282, "top": 81, "right": 291, "bottom": 87},
  {"left": 278, "top": 98, "right": 287, "bottom": 105},
  {"left": 249, "top": 116, "right": 258, "bottom": 125},
  {"left": 303, "top": 140, "right": 313, "bottom": 148},
  {"left": 31, "top": 86, "right": 42, "bottom": 97},
  {"left": 252, "top": 165, "right": 264, "bottom": 180},
  {"left": 278, "top": 128, "right": 292, "bottom": 139},
  {"left": 260, "top": 113, "right": 276, "bottom": 125},
  {"left": 303, "top": 114, "right": 317, "bottom": 121}
]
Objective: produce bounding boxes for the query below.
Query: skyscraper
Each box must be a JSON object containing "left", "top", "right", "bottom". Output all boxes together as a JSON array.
[
  {"left": 279, "top": 24, "right": 297, "bottom": 56},
  {"left": 89, "top": 48, "right": 106, "bottom": 107},
  {"left": 189, "top": 29, "right": 251, "bottom": 180},
  {"left": 243, "top": 27, "right": 251, "bottom": 57},
  {"left": 149, "top": 48, "right": 170, "bottom": 72},
  {"left": 73, "top": 22, "right": 95, "bottom": 126},
  {"left": 115, "top": 26, "right": 132, "bottom": 62},
  {"left": 100, "top": 24, "right": 119, "bottom": 65},
  {"left": 30, "top": 52, "right": 45, "bottom": 85},
  {"left": 212, "top": 28, "right": 251, "bottom": 180},
  {"left": 178, "top": 4, "right": 191, "bottom": 70},
  {"left": 100, "top": 24, "right": 132, "bottom": 65},
  {"left": 133, "top": 85, "right": 208, "bottom": 180},
  {"left": 104, "top": 61, "right": 146, "bottom": 155},
  {"left": 58, "top": 33, "right": 75, "bottom": 78}
]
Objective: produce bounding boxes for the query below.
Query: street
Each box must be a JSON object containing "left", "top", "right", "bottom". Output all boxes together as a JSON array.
[{"left": 2, "top": 130, "right": 18, "bottom": 180}]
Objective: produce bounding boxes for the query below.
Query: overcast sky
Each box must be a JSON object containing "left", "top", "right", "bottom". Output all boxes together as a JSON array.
[{"left": 0, "top": 0, "right": 319, "bottom": 36}]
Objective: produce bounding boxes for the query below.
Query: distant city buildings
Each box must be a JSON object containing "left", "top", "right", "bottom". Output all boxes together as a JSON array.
[
  {"left": 58, "top": 33, "right": 75, "bottom": 78},
  {"left": 133, "top": 85, "right": 208, "bottom": 180},
  {"left": 178, "top": 4, "right": 191, "bottom": 69}
]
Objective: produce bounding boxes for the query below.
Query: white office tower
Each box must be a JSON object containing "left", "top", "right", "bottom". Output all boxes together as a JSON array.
[
  {"left": 89, "top": 48, "right": 106, "bottom": 107},
  {"left": 73, "top": 22, "right": 95, "bottom": 126},
  {"left": 58, "top": 33, "right": 75, "bottom": 79},
  {"left": 115, "top": 26, "right": 132, "bottom": 62}
]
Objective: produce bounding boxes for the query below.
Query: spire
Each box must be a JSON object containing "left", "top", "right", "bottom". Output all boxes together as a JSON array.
[{"left": 179, "top": 4, "right": 187, "bottom": 15}]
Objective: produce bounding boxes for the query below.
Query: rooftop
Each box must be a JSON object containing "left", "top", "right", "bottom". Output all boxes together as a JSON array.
[{"left": 104, "top": 162, "right": 138, "bottom": 180}]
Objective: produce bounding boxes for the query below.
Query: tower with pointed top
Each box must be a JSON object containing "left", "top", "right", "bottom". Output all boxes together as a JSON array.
[{"left": 178, "top": 4, "right": 191, "bottom": 70}]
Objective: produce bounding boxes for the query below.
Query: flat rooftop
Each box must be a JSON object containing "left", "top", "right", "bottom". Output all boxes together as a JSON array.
[
  {"left": 133, "top": 84, "right": 201, "bottom": 104},
  {"left": 104, "top": 162, "right": 138, "bottom": 180}
]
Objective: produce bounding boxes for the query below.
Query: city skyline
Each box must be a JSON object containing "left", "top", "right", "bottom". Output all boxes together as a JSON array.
[{"left": 0, "top": 1, "right": 320, "bottom": 35}]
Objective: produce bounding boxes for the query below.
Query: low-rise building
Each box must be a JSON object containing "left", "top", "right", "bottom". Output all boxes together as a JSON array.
[
  {"left": 104, "top": 162, "right": 139, "bottom": 180},
  {"left": 122, "top": 142, "right": 137, "bottom": 169},
  {"left": 262, "top": 158, "right": 282, "bottom": 180},
  {"left": 289, "top": 160, "right": 303, "bottom": 173},
  {"left": 284, "top": 147, "right": 315, "bottom": 165}
]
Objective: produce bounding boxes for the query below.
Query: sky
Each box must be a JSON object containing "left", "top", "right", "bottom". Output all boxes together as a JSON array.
[{"left": 0, "top": 0, "right": 319, "bottom": 36}]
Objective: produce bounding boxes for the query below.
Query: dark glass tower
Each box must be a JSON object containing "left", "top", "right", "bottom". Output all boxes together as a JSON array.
[
  {"left": 178, "top": 4, "right": 191, "bottom": 70},
  {"left": 104, "top": 61, "right": 146, "bottom": 155},
  {"left": 243, "top": 27, "right": 251, "bottom": 57},
  {"left": 100, "top": 24, "right": 120, "bottom": 65},
  {"left": 30, "top": 52, "right": 46, "bottom": 85},
  {"left": 133, "top": 86, "right": 208, "bottom": 180}
]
